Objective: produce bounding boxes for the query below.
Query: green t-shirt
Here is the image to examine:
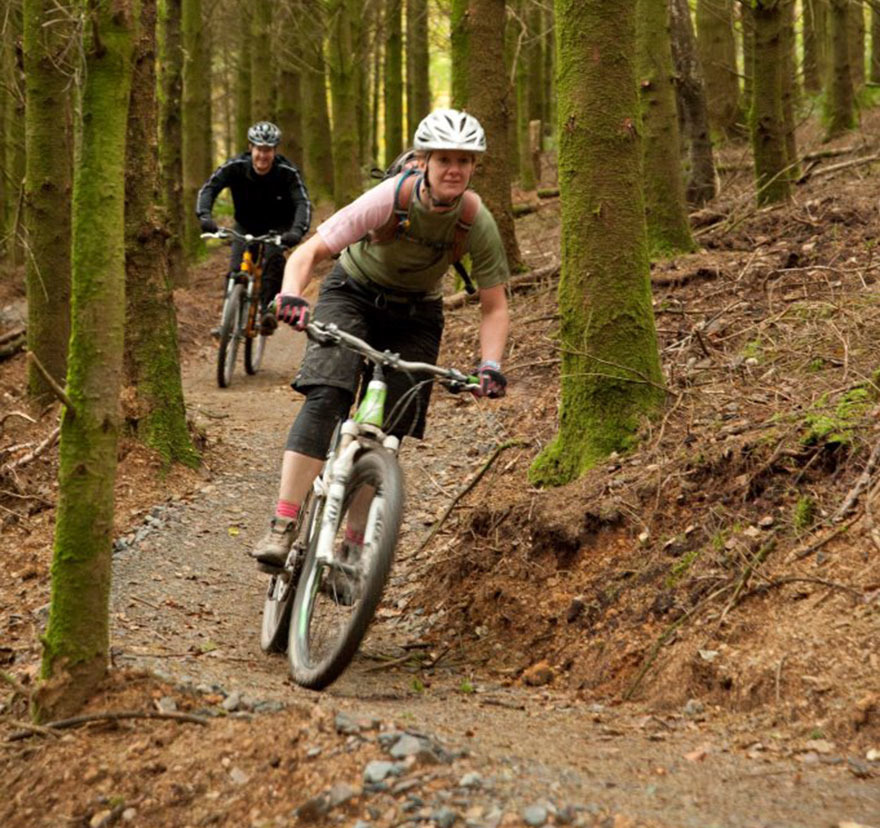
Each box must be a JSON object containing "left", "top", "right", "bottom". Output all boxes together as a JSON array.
[{"left": 341, "top": 191, "right": 509, "bottom": 298}]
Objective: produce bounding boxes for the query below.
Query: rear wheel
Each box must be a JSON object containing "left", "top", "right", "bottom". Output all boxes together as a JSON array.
[
  {"left": 217, "top": 283, "right": 245, "bottom": 388},
  {"left": 260, "top": 489, "right": 318, "bottom": 653},
  {"left": 289, "top": 448, "right": 404, "bottom": 690}
]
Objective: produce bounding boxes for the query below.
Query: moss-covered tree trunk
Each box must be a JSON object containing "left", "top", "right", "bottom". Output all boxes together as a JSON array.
[
  {"left": 526, "top": 2, "right": 543, "bottom": 126},
  {"left": 250, "top": 0, "right": 273, "bottom": 119},
  {"left": 826, "top": 0, "right": 857, "bottom": 137},
  {"left": 530, "top": 0, "right": 664, "bottom": 487},
  {"left": 384, "top": 0, "right": 403, "bottom": 164},
  {"left": 354, "top": 2, "right": 371, "bottom": 167},
  {"left": 848, "top": 0, "right": 865, "bottom": 88},
  {"left": 277, "top": 2, "right": 304, "bottom": 164},
  {"left": 125, "top": 0, "right": 198, "bottom": 469},
  {"left": 328, "top": 0, "right": 362, "bottom": 205},
  {"left": 803, "top": 0, "right": 828, "bottom": 93},
  {"left": 406, "top": 0, "right": 430, "bottom": 141},
  {"left": 158, "top": 0, "right": 187, "bottom": 286},
  {"left": 371, "top": 14, "right": 381, "bottom": 163},
  {"left": 696, "top": 0, "right": 742, "bottom": 138},
  {"left": 780, "top": 0, "right": 798, "bottom": 180},
  {"left": 515, "top": 2, "right": 535, "bottom": 191},
  {"left": 182, "top": 0, "right": 211, "bottom": 256},
  {"left": 636, "top": 0, "right": 695, "bottom": 256},
  {"left": 750, "top": 0, "right": 790, "bottom": 206},
  {"left": 302, "top": 0, "right": 335, "bottom": 203},
  {"left": 23, "top": 0, "right": 72, "bottom": 400},
  {"left": 38, "top": 0, "right": 137, "bottom": 721},
  {"left": 668, "top": 0, "right": 717, "bottom": 206},
  {"left": 2, "top": 1, "right": 26, "bottom": 267},
  {"left": 541, "top": 2, "right": 555, "bottom": 139},
  {"left": 467, "top": 0, "right": 521, "bottom": 270},
  {"left": 450, "top": 0, "right": 469, "bottom": 109},
  {"left": 741, "top": 1, "right": 755, "bottom": 108},
  {"left": 872, "top": 1, "right": 880, "bottom": 83}
]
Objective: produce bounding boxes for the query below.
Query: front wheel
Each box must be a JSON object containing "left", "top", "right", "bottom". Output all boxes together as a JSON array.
[
  {"left": 289, "top": 448, "right": 404, "bottom": 690},
  {"left": 244, "top": 330, "right": 267, "bottom": 374},
  {"left": 217, "top": 282, "right": 245, "bottom": 388},
  {"left": 260, "top": 489, "right": 318, "bottom": 653}
]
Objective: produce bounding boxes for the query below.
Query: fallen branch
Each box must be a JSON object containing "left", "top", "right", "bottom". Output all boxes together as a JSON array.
[
  {"left": 0, "top": 410, "right": 37, "bottom": 429},
  {"left": 787, "top": 513, "right": 861, "bottom": 562},
  {"left": 6, "top": 709, "right": 210, "bottom": 742},
  {"left": 833, "top": 437, "right": 880, "bottom": 522},
  {"left": 444, "top": 263, "right": 559, "bottom": 309},
  {"left": 415, "top": 439, "right": 527, "bottom": 555},
  {"left": 0, "top": 327, "right": 26, "bottom": 347},
  {"left": 797, "top": 153, "right": 880, "bottom": 184},
  {"left": 0, "top": 669, "right": 30, "bottom": 698},
  {"left": 3, "top": 426, "right": 61, "bottom": 471},
  {"left": 0, "top": 332, "right": 26, "bottom": 361}
]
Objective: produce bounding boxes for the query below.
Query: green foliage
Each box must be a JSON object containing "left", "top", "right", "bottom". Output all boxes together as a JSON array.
[
  {"left": 411, "top": 677, "right": 425, "bottom": 693},
  {"left": 800, "top": 387, "right": 874, "bottom": 448},
  {"left": 458, "top": 678, "right": 475, "bottom": 694},
  {"left": 666, "top": 548, "right": 702, "bottom": 587},
  {"left": 741, "top": 339, "right": 763, "bottom": 361},
  {"left": 793, "top": 497, "right": 816, "bottom": 531}
]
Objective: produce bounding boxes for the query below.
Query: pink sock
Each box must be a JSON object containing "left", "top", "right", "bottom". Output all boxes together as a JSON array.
[
  {"left": 344, "top": 527, "right": 364, "bottom": 545},
  {"left": 276, "top": 500, "right": 300, "bottom": 520}
]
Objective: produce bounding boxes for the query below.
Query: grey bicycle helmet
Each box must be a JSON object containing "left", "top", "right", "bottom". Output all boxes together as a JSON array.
[
  {"left": 413, "top": 109, "right": 486, "bottom": 154},
  {"left": 248, "top": 121, "right": 281, "bottom": 147}
]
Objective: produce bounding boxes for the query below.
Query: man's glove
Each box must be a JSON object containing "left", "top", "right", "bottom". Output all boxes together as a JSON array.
[
  {"left": 275, "top": 294, "right": 310, "bottom": 330},
  {"left": 473, "top": 360, "right": 507, "bottom": 399},
  {"left": 199, "top": 216, "right": 218, "bottom": 233},
  {"left": 280, "top": 230, "right": 302, "bottom": 248}
]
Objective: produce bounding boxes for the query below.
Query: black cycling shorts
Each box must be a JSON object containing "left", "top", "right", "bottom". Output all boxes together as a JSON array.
[{"left": 290, "top": 263, "right": 444, "bottom": 449}]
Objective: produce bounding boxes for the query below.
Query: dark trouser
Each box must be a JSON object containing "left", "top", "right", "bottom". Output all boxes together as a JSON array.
[
  {"left": 285, "top": 263, "right": 444, "bottom": 459},
  {"left": 228, "top": 228, "right": 286, "bottom": 311}
]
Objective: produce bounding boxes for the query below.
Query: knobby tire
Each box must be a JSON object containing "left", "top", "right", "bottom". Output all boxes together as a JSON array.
[
  {"left": 217, "top": 283, "right": 245, "bottom": 388},
  {"left": 289, "top": 448, "right": 404, "bottom": 689}
]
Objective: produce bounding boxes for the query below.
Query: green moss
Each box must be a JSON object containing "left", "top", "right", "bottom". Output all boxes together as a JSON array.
[
  {"left": 666, "top": 547, "right": 701, "bottom": 587},
  {"left": 793, "top": 497, "right": 816, "bottom": 531},
  {"left": 800, "top": 386, "right": 874, "bottom": 448}
]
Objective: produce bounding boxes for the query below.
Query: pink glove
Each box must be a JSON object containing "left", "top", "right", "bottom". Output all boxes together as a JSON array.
[{"left": 275, "top": 294, "right": 310, "bottom": 331}]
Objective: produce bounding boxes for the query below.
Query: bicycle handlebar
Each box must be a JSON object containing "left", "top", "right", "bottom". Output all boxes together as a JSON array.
[
  {"left": 305, "top": 319, "right": 480, "bottom": 393},
  {"left": 200, "top": 228, "right": 283, "bottom": 246}
]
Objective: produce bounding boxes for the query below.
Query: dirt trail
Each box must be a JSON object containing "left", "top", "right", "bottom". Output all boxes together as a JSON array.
[{"left": 105, "top": 328, "right": 879, "bottom": 828}]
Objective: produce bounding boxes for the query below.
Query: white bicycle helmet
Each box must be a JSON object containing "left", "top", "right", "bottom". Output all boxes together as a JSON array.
[
  {"left": 248, "top": 121, "right": 281, "bottom": 147},
  {"left": 413, "top": 109, "right": 486, "bottom": 154}
]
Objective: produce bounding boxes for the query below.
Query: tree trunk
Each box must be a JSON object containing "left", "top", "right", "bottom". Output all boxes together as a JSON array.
[
  {"left": 826, "top": 0, "right": 857, "bottom": 137},
  {"left": 530, "top": 0, "right": 664, "bottom": 487},
  {"left": 302, "top": 0, "right": 335, "bottom": 203},
  {"left": 696, "top": 0, "right": 742, "bottom": 138},
  {"left": 637, "top": 0, "right": 695, "bottom": 255},
  {"left": 38, "top": 0, "right": 137, "bottom": 721},
  {"left": 803, "top": 0, "right": 828, "bottom": 93},
  {"left": 235, "top": 7, "right": 252, "bottom": 149},
  {"left": 872, "top": 0, "right": 880, "bottom": 83},
  {"left": 158, "top": 0, "right": 187, "bottom": 286},
  {"left": 277, "top": 2, "right": 304, "bottom": 165},
  {"left": 327, "top": 0, "right": 362, "bottom": 205},
  {"left": 750, "top": 0, "right": 790, "bottom": 205},
  {"left": 848, "top": 0, "right": 866, "bottom": 88},
  {"left": 741, "top": 1, "right": 755, "bottom": 108},
  {"left": 125, "top": 0, "right": 199, "bottom": 469},
  {"left": 23, "top": 0, "right": 72, "bottom": 400},
  {"left": 466, "top": 0, "right": 521, "bottom": 270},
  {"left": 668, "top": 0, "right": 717, "bottom": 206},
  {"left": 384, "top": 0, "right": 403, "bottom": 164},
  {"left": 182, "top": 0, "right": 212, "bottom": 256},
  {"left": 526, "top": 2, "right": 544, "bottom": 126},
  {"left": 406, "top": 0, "right": 430, "bottom": 142},
  {"left": 2, "top": 1, "right": 26, "bottom": 266},
  {"left": 250, "top": 0, "right": 273, "bottom": 119},
  {"left": 781, "top": 0, "right": 798, "bottom": 180},
  {"left": 450, "top": 0, "right": 469, "bottom": 108},
  {"left": 541, "top": 2, "right": 555, "bottom": 138}
]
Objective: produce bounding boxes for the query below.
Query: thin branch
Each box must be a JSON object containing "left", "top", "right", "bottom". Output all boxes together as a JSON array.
[
  {"left": 6, "top": 710, "right": 210, "bottom": 742},
  {"left": 26, "top": 352, "right": 75, "bottom": 414}
]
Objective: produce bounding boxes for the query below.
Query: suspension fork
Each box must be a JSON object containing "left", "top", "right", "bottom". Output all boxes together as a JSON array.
[{"left": 314, "top": 423, "right": 362, "bottom": 566}]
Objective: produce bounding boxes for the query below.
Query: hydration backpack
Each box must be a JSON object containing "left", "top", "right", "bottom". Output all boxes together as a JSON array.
[{"left": 367, "top": 165, "right": 480, "bottom": 295}]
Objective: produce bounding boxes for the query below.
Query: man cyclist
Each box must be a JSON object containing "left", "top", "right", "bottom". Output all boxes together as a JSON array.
[
  {"left": 196, "top": 121, "right": 312, "bottom": 334},
  {"left": 252, "top": 109, "right": 509, "bottom": 570}
]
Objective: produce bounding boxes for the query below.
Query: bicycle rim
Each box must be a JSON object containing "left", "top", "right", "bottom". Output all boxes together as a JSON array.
[
  {"left": 289, "top": 448, "right": 404, "bottom": 690},
  {"left": 217, "top": 283, "right": 244, "bottom": 388},
  {"left": 260, "top": 490, "right": 317, "bottom": 653},
  {"left": 244, "top": 332, "right": 266, "bottom": 374}
]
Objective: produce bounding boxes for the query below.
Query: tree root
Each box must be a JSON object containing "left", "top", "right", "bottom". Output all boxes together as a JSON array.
[{"left": 6, "top": 709, "right": 210, "bottom": 742}]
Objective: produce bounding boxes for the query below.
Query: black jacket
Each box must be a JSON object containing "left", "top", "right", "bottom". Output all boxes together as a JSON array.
[{"left": 196, "top": 152, "right": 311, "bottom": 240}]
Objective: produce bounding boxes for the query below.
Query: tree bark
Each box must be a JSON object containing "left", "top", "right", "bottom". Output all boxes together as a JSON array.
[
  {"left": 406, "top": 0, "right": 430, "bottom": 141},
  {"left": 848, "top": 0, "right": 866, "bottom": 88},
  {"left": 826, "top": 0, "right": 857, "bottom": 137},
  {"left": 750, "top": 0, "right": 790, "bottom": 206},
  {"left": 384, "top": 0, "right": 404, "bottom": 164},
  {"left": 696, "top": 0, "right": 742, "bottom": 138},
  {"left": 158, "top": 0, "right": 187, "bottom": 286},
  {"left": 637, "top": 0, "right": 695, "bottom": 255},
  {"left": 450, "top": 0, "right": 469, "bottom": 109},
  {"left": 1, "top": 1, "right": 26, "bottom": 266},
  {"left": 466, "top": 0, "right": 521, "bottom": 270},
  {"left": 125, "top": 0, "right": 199, "bottom": 469},
  {"left": 276, "top": 1, "right": 304, "bottom": 165},
  {"left": 235, "top": 4, "right": 252, "bottom": 149},
  {"left": 182, "top": 0, "right": 212, "bottom": 256},
  {"left": 301, "top": 0, "right": 335, "bottom": 203},
  {"left": 530, "top": 0, "right": 664, "bottom": 487},
  {"left": 872, "top": 0, "right": 880, "bottom": 83},
  {"left": 668, "top": 0, "right": 717, "bottom": 206},
  {"left": 23, "top": 0, "right": 73, "bottom": 400},
  {"left": 250, "top": 0, "right": 273, "bottom": 120},
  {"left": 39, "top": 0, "right": 138, "bottom": 721},
  {"left": 803, "top": 0, "right": 828, "bottom": 93}
]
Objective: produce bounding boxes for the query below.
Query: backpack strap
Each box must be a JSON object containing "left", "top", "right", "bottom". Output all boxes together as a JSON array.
[
  {"left": 451, "top": 190, "right": 481, "bottom": 295},
  {"left": 368, "top": 170, "right": 421, "bottom": 245}
]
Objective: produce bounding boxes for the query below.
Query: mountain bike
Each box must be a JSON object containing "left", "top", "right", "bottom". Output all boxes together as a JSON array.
[
  {"left": 260, "top": 319, "right": 479, "bottom": 690},
  {"left": 201, "top": 229, "right": 281, "bottom": 388}
]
